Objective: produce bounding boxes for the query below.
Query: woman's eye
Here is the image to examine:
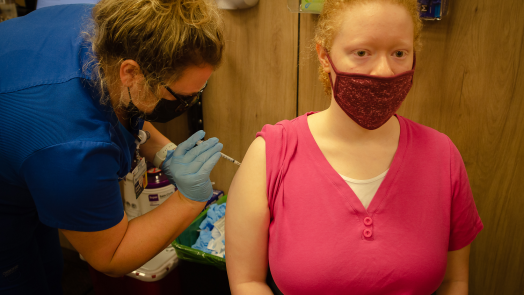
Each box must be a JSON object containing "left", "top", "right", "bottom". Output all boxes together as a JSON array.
[
  {"left": 394, "top": 51, "right": 405, "bottom": 58},
  {"left": 356, "top": 50, "right": 367, "bottom": 57}
]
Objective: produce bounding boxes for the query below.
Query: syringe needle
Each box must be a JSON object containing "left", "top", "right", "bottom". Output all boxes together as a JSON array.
[{"left": 196, "top": 140, "right": 241, "bottom": 166}]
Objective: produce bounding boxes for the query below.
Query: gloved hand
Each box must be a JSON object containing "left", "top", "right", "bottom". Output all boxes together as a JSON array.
[{"left": 162, "top": 130, "right": 223, "bottom": 202}]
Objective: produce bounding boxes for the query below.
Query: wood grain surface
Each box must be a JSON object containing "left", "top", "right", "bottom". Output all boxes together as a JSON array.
[
  {"left": 298, "top": 14, "right": 330, "bottom": 114},
  {"left": 202, "top": 1, "right": 298, "bottom": 193},
  {"left": 152, "top": 113, "right": 190, "bottom": 147}
]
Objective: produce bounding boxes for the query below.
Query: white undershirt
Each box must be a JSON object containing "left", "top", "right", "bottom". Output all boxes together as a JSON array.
[{"left": 339, "top": 170, "right": 389, "bottom": 209}]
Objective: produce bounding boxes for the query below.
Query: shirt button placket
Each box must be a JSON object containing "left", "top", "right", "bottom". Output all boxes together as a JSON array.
[{"left": 363, "top": 217, "right": 373, "bottom": 239}]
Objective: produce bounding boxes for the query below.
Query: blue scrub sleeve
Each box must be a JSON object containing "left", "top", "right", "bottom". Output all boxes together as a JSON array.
[{"left": 20, "top": 141, "right": 125, "bottom": 232}]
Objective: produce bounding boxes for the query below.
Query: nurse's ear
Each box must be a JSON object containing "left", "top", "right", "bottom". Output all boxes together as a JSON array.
[
  {"left": 316, "top": 44, "right": 332, "bottom": 74},
  {"left": 119, "top": 60, "right": 142, "bottom": 88}
]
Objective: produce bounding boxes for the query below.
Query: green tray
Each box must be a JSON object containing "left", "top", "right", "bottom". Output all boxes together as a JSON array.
[{"left": 172, "top": 195, "right": 227, "bottom": 271}]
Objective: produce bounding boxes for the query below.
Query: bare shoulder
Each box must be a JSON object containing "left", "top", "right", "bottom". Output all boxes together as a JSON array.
[
  {"left": 244, "top": 136, "right": 266, "bottom": 163},
  {"left": 228, "top": 136, "right": 267, "bottom": 205}
]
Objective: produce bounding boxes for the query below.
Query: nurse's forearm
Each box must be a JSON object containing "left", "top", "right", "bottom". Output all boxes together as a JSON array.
[
  {"left": 62, "top": 190, "right": 205, "bottom": 277},
  {"left": 105, "top": 191, "right": 205, "bottom": 275},
  {"left": 139, "top": 122, "right": 171, "bottom": 164}
]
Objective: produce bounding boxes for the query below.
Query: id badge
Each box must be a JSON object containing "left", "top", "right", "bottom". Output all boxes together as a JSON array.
[{"left": 132, "top": 157, "right": 148, "bottom": 199}]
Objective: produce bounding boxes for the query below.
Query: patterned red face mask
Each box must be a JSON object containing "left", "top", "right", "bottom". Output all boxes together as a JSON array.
[{"left": 327, "top": 54, "right": 416, "bottom": 130}]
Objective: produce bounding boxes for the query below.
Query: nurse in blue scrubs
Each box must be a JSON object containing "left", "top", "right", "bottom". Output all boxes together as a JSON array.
[{"left": 0, "top": 0, "right": 225, "bottom": 293}]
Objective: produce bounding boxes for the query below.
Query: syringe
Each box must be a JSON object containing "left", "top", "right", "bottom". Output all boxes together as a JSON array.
[{"left": 196, "top": 140, "right": 241, "bottom": 166}]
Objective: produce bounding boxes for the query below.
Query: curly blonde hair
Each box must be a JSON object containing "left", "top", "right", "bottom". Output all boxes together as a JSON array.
[
  {"left": 85, "top": 0, "right": 225, "bottom": 107},
  {"left": 314, "top": 0, "right": 422, "bottom": 96}
]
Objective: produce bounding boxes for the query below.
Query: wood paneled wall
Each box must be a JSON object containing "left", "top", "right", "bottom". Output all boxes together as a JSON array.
[
  {"left": 152, "top": 113, "right": 190, "bottom": 147},
  {"left": 200, "top": 1, "right": 298, "bottom": 191},
  {"left": 160, "top": 0, "right": 524, "bottom": 294}
]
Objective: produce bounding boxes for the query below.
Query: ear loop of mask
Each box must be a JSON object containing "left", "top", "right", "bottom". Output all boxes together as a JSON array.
[
  {"left": 127, "top": 87, "right": 136, "bottom": 114},
  {"left": 126, "top": 87, "right": 145, "bottom": 160},
  {"left": 126, "top": 87, "right": 143, "bottom": 124},
  {"left": 323, "top": 49, "right": 337, "bottom": 91}
]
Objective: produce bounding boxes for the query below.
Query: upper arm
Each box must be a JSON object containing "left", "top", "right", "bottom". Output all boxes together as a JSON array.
[
  {"left": 436, "top": 245, "right": 470, "bottom": 294},
  {"left": 225, "top": 136, "right": 271, "bottom": 289},
  {"left": 442, "top": 244, "right": 470, "bottom": 284},
  {"left": 60, "top": 214, "right": 128, "bottom": 275}
]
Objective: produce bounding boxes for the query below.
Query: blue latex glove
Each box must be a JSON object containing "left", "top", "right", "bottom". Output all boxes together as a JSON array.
[
  {"left": 191, "top": 230, "right": 213, "bottom": 254},
  {"left": 199, "top": 203, "right": 227, "bottom": 231},
  {"left": 162, "top": 130, "right": 223, "bottom": 202}
]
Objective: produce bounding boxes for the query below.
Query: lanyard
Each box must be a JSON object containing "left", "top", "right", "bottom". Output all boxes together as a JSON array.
[{"left": 135, "top": 129, "right": 151, "bottom": 161}]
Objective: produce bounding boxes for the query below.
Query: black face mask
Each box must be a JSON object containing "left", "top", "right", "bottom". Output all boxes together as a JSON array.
[
  {"left": 127, "top": 97, "right": 186, "bottom": 123},
  {"left": 126, "top": 85, "right": 192, "bottom": 123}
]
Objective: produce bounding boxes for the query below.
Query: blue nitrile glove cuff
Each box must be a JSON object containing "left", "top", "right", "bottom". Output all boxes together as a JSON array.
[{"left": 162, "top": 130, "right": 223, "bottom": 202}]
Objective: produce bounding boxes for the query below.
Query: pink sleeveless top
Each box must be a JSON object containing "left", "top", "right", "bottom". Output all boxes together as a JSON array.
[{"left": 256, "top": 113, "right": 483, "bottom": 295}]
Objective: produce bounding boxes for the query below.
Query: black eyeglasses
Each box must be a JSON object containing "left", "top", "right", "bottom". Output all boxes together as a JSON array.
[{"left": 163, "top": 82, "right": 207, "bottom": 112}]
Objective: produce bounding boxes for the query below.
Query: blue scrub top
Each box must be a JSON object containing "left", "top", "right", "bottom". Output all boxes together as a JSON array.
[{"left": 0, "top": 5, "right": 143, "bottom": 294}]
